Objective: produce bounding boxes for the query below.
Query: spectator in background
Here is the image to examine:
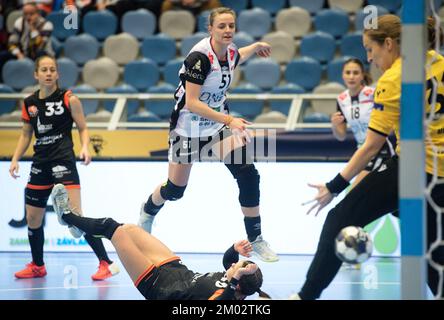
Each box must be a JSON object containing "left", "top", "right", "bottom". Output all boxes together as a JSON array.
[
  {"left": 0, "top": 1, "right": 53, "bottom": 81},
  {"left": 162, "top": 0, "right": 221, "bottom": 16}
]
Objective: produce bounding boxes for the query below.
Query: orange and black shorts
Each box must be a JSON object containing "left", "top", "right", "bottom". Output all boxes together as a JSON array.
[{"left": 25, "top": 159, "right": 80, "bottom": 208}]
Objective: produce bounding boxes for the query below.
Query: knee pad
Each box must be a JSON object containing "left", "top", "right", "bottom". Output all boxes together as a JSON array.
[
  {"left": 25, "top": 188, "right": 50, "bottom": 208},
  {"left": 160, "top": 180, "right": 187, "bottom": 201},
  {"left": 225, "top": 163, "right": 260, "bottom": 207}
]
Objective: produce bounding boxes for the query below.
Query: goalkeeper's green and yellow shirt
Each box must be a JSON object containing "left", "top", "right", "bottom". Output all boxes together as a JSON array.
[{"left": 369, "top": 50, "right": 444, "bottom": 177}]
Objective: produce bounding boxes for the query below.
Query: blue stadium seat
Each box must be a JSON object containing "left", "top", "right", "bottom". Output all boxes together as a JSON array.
[
  {"left": 51, "top": 36, "right": 63, "bottom": 58},
  {"left": 233, "top": 32, "right": 254, "bottom": 48},
  {"left": 180, "top": 32, "right": 207, "bottom": 57},
  {"left": 145, "top": 83, "right": 175, "bottom": 119},
  {"left": 270, "top": 84, "right": 306, "bottom": 115},
  {"left": 367, "top": 0, "right": 401, "bottom": 12},
  {"left": 289, "top": 0, "right": 325, "bottom": 14},
  {"left": 314, "top": 9, "right": 350, "bottom": 38},
  {"left": 121, "top": 9, "right": 156, "bottom": 40},
  {"left": 237, "top": 8, "right": 272, "bottom": 39},
  {"left": 340, "top": 32, "right": 367, "bottom": 63},
  {"left": 300, "top": 32, "right": 336, "bottom": 63},
  {"left": 64, "top": 33, "right": 99, "bottom": 65},
  {"left": 70, "top": 84, "right": 98, "bottom": 115},
  {"left": 355, "top": 6, "right": 389, "bottom": 30},
  {"left": 128, "top": 110, "right": 161, "bottom": 122},
  {"left": 228, "top": 83, "right": 264, "bottom": 120},
  {"left": 220, "top": 0, "right": 249, "bottom": 13},
  {"left": 0, "top": 84, "right": 16, "bottom": 115},
  {"left": 104, "top": 84, "right": 139, "bottom": 116},
  {"left": 57, "top": 57, "right": 79, "bottom": 89},
  {"left": 141, "top": 34, "right": 176, "bottom": 65},
  {"left": 163, "top": 59, "right": 184, "bottom": 87},
  {"left": 46, "top": 10, "right": 80, "bottom": 41},
  {"left": 124, "top": 59, "right": 160, "bottom": 91},
  {"left": 83, "top": 10, "right": 118, "bottom": 41},
  {"left": 251, "top": 0, "right": 287, "bottom": 15},
  {"left": 284, "top": 57, "right": 322, "bottom": 91},
  {"left": 243, "top": 58, "right": 281, "bottom": 90},
  {"left": 2, "top": 58, "right": 35, "bottom": 90},
  {"left": 327, "top": 56, "right": 353, "bottom": 84},
  {"left": 198, "top": 10, "right": 210, "bottom": 32}
]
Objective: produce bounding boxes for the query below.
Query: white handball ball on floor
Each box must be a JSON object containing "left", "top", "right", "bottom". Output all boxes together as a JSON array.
[{"left": 335, "top": 226, "right": 373, "bottom": 264}]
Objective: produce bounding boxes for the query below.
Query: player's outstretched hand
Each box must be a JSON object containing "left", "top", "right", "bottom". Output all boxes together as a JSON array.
[
  {"left": 234, "top": 239, "right": 253, "bottom": 258},
  {"left": 303, "top": 183, "right": 334, "bottom": 216}
]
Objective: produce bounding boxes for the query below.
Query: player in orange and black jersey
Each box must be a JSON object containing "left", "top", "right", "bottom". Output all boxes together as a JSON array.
[
  {"left": 9, "top": 56, "right": 120, "bottom": 281},
  {"left": 51, "top": 182, "right": 270, "bottom": 300}
]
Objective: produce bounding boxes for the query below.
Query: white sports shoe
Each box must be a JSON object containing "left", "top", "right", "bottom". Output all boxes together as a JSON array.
[
  {"left": 288, "top": 293, "right": 301, "bottom": 300},
  {"left": 251, "top": 235, "right": 279, "bottom": 262},
  {"left": 138, "top": 202, "right": 155, "bottom": 233},
  {"left": 51, "top": 184, "right": 85, "bottom": 238}
]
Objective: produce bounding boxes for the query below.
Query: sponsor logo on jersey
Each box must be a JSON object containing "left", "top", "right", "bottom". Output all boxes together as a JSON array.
[
  {"left": 229, "top": 48, "right": 235, "bottom": 61},
  {"left": 51, "top": 165, "right": 71, "bottom": 178},
  {"left": 185, "top": 69, "right": 205, "bottom": 81},
  {"left": 363, "top": 88, "right": 374, "bottom": 96},
  {"left": 338, "top": 92, "right": 347, "bottom": 101},
  {"left": 28, "top": 105, "right": 38, "bottom": 117},
  {"left": 208, "top": 52, "right": 214, "bottom": 64},
  {"left": 37, "top": 117, "right": 53, "bottom": 134},
  {"left": 30, "top": 166, "right": 42, "bottom": 175},
  {"left": 192, "top": 60, "right": 202, "bottom": 71},
  {"left": 376, "top": 88, "right": 386, "bottom": 97}
]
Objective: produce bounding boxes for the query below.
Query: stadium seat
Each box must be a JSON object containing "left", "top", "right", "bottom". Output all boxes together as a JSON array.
[
  {"left": 327, "top": 0, "right": 364, "bottom": 13},
  {"left": 300, "top": 31, "right": 336, "bottom": 63},
  {"left": 327, "top": 56, "right": 354, "bottom": 84},
  {"left": 159, "top": 10, "right": 195, "bottom": 39},
  {"left": 51, "top": 36, "right": 63, "bottom": 57},
  {"left": 340, "top": 32, "right": 367, "bottom": 63},
  {"left": 233, "top": 32, "right": 255, "bottom": 48},
  {"left": 70, "top": 84, "right": 98, "bottom": 115},
  {"left": 46, "top": 10, "right": 80, "bottom": 41},
  {"left": 261, "top": 31, "right": 296, "bottom": 64},
  {"left": 64, "top": 33, "right": 99, "bottom": 65},
  {"left": 198, "top": 10, "right": 210, "bottom": 32},
  {"left": 83, "top": 10, "right": 118, "bottom": 41},
  {"left": 82, "top": 57, "right": 120, "bottom": 90},
  {"left": 103, "top": 33, "right": 139, "bottom": 65},
  {"left": 251, "top": 0, "right": 287, "bottom": 15},
  {"left": 104, "top": 83, "right": 139, "bottom": 116},
  {"left": 228, "top": 83, "right": 264, "bottom": 120},
  {"left": 6, "top": 9, "right": 21, "bottom": 33},
  {"left": 57, "top": 57, "right": 79, "bottom": 89},
  {"left": 121, "top": 9, "right": 156, "bottom": 40},
  {"left": 355, "top": 6, "right": 389, "bottom": 30},
  {"left": 314, "top": 9, "right": 350, "bottom": 38},
  {"left": 270, "top": 83, "right": 306, "bottom": 115},
  {"left": 163, "top": 59, "right": 184, "bottom": 87},
  {"left": 367, "top": 0, "right": 401, "bottom": 12},
  {"left": 288, "top": 0, "right": 325, "bottom": 15},
  {"left": 284, "top": 57, "right": 322, "bottom": 91},
  {"left": 180, "top": 32, "right": 207, "bottom": 57},
  {"left": 311, "top": 82, "right": 346, "bottom": 115},
  {"left": 220, "top": 0, "right": 249, "bottom": 13},
  {"left": 145, "top": 83, "right": 176, "bottom": 119},
  {"left": 243, "top": 58, "right": 281, "bottom": 90},
  {"left": 141, "top": 34, "right": 177, "bottom": 65},
  {"left": 238, "top": 8, "right": 272, "bottom": 39},
  {"left": 2, "top": 58, "right": 35, "bottom": 90},
  {"left": 254, "top": 111, "right": 287, "bottom": 123},
  {"left": 128, "top": 109, "right": 161, "bottom": 122},
  {"left": 275, "top": 7, "right": 311, "bottom": 38},
  {"left": 124, "top": 59, "right": 160, "bottom": 91},
  {"left": 0, "top": 84, "right": 17, "bottom": 115}
]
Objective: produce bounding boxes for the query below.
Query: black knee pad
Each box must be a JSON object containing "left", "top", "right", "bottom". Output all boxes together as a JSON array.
[
  {"left": 160, "top": 180, "right": 187, "bottom": 201},
  {"left": 25, "top": 188, "right": 50, "bottom": 208},
  {"left": 225, "top": 163, "right": 260, "bottom": 207}
]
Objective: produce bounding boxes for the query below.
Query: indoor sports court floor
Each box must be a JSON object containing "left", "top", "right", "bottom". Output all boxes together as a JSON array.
[{"left": 1, "top": 252, "right": 433, "bottom": 300}]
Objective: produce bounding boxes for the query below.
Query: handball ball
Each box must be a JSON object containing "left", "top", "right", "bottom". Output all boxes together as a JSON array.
[{"left": 335, "top": 226, "right": 373, "bottom": 264}]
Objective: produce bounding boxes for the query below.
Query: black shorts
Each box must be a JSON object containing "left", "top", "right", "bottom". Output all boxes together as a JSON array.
[
  {"left": 365, "top": 141, "right": 394, "bottom": 172},
  {"left": 168, "top": 128, "right": 232, "bottom": 163},
  {"left": 25, "top": 159, "right": 80, "bottom": 207},
  {"left": 135, "top": 257, "right": 195, "bottom": 300}
]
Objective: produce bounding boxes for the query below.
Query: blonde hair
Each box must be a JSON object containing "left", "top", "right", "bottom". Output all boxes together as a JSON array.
[{"left": 208, "top": 7, "right": 236, "bottom": 27}]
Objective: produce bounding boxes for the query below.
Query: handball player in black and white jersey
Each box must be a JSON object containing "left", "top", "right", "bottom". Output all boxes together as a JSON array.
[
  {"left": 138, "top": 7, "right": 279, "bottom": 262},
  {"left": 51, "top": 183, "right": 270, "bottom": 300},
  {"left": 9, "top": 56, "right": 119, "bottom": 280}
]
